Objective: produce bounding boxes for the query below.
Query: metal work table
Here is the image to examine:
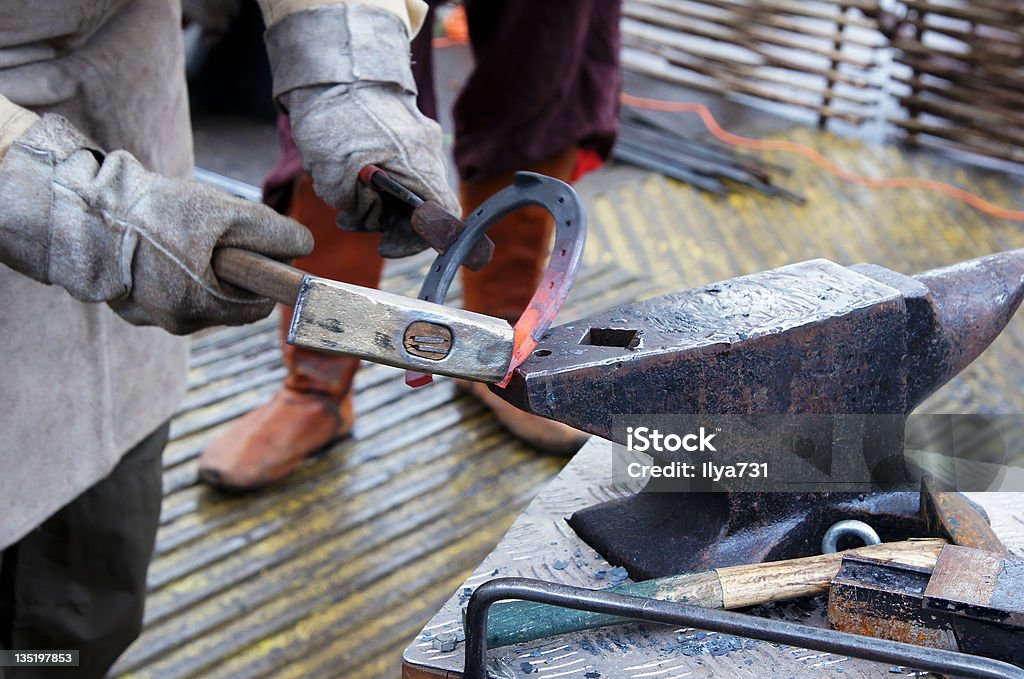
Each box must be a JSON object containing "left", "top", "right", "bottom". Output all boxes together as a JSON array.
[{"left": 402, "top": 437, "right": 1021, "bottom": 678}]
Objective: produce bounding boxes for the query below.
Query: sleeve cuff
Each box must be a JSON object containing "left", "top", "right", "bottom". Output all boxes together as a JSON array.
[
  {"left": 264, "top": 3, "right": 418, "bottom": 104},
  {"left": 259, "top": 0, "right": 428, "bottom": 37}
]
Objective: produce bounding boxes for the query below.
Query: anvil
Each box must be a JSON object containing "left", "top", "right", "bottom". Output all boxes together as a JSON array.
[{"left": 491, "top": 251, "right": 1024, "bottom": 576}]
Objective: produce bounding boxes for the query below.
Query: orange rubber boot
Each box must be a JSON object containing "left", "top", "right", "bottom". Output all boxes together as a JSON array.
[
  {"left": 199, "top": 174, "right": 384, "bottom": 491},
  {"left": 458, "top": 147, "right": 589, "bottom": 454}
]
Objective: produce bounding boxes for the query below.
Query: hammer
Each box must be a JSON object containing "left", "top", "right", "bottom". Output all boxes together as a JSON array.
[{"left": 828, "top": 475, "right": 1022, "bottom": 665}]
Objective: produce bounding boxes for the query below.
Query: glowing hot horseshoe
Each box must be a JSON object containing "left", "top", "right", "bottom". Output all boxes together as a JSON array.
[{"left": 408, "top": 172, "right": 587, "bottom": 388}]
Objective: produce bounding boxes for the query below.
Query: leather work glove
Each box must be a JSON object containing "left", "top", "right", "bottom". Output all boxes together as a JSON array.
[
  {"left": 265, "top": 3, "right": 459, "bottom": 258},
  {"left": 0, "top": 114, "right": 313, "bottom": 335}
]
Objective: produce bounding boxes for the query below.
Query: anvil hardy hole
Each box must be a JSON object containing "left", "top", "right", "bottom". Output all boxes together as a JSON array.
[
  {"left": 582, "top": 328, "right": 641, "bottom": 349},
  {"left": 534, "top": 349, "right": 552, "bottom": 357}
]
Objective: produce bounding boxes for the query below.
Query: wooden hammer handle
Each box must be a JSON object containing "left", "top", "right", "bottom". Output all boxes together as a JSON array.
[
  {"left": 483, "top": 538, "right": 947, "bottom": 648},
  {"left": 212, "top": 248, "right": 306, "bottom": 307}
]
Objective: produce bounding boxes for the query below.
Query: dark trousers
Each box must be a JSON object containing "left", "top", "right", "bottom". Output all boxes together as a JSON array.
[
  {"left": 0, "top": 422, "right": 168, "bottom": 679},
  {"left": 411, "top": 0, "right": 622, "bottom": 182}
]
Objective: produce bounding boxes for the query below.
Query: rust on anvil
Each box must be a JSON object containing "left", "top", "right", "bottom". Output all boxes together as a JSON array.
[{"left": 495, "top": 250, "right": 1024, "bottom": 440}]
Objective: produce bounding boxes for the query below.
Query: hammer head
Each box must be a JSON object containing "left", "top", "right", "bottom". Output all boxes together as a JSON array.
[{"left": 919, "top": 474, "right": 1006, "bottom": 553}]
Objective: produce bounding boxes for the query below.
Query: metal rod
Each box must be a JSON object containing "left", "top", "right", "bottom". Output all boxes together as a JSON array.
[
  {"left": 463, "top": 577, "right": 1024, "bottom": 679},
  {"left": 621, "top": 109, "right": 790, "bottom": 175},
  {"left": 193, "top": 167, "right": 263, "bottom": 202},
  {"left": 358, "top": 164, "right": 424, "bottom": 208},
  {"left": 618, "top": 120, "right": 767, "bottom": 183},
  {"left": 612, "top": 144, "right": 730, "bottom": 195},
  {"left": 615, "top": 137, "right": 757, "bottom": 187}
]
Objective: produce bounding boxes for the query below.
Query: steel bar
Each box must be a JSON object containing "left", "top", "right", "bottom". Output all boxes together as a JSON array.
[
  {"left": 614, "top": 133, "right": 805, "bottom": 204},
  {"left": 618, "top": 121, "right": 769, "bottom": 181},
  {"left": 463, "top": 577, "right": 1024, "bottom": 679},
  {"left": 620, "top": 114, "right": 771, "bottom": 178},
  {"left": 621, "top": 109, "right": 792, "bottom": 175},
  {"left": 611, "top": 144, "right": 729, "bottom": 195},
  {"left": 615, "top": 134, "right": 761, "bottom": 186}
]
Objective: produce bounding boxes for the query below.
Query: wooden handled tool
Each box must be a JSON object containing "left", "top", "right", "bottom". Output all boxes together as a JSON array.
[
  {"left": 481, "top": 538, "right": 946, "bottom": 648},
  {"left": 211, "top": 248, "right": 514, "bottom": 383},
  {"left": 213, "top": 248, "right": 305, "bottom": 306}
]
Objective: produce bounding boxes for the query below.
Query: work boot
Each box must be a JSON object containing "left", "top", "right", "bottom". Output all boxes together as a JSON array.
[
  {"left": 458, "top": 147, "right": 589, "bottom": 455},
  {"left": 199, "top": 174, "right": 384, "bottom": 491}
]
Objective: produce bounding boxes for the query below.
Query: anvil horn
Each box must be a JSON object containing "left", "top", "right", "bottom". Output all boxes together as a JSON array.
[{"left": 905, "top": 248, "right": 1024, "bottom": 409}]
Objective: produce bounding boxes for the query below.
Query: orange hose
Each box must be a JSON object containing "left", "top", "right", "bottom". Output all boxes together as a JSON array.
[{"left": 621, "top": 92, "right": 1024, "bottom": 221}]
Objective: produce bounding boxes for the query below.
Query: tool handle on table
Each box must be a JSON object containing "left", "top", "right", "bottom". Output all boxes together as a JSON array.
[
  {"left": 482, "top": 538, "right": 946, "bottom": 648},
  {"left": 212, "top": 248, "right": 306, "bottom": 307}
]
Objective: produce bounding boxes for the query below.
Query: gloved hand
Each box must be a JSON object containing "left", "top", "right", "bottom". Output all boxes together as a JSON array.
[
  {"left": 265, "top": 3, "right": 459, "bottom": 258},
  {"left": 0, "top": 114, "right": 313, "bottom": 335}
]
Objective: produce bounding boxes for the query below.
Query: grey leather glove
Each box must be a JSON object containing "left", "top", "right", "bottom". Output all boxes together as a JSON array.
[
  {"left": 0, "top": 114, "right": 313, "bottom": 335},
  {"left": 266, "top": 3, "right": 459, "bottom": 258}
]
